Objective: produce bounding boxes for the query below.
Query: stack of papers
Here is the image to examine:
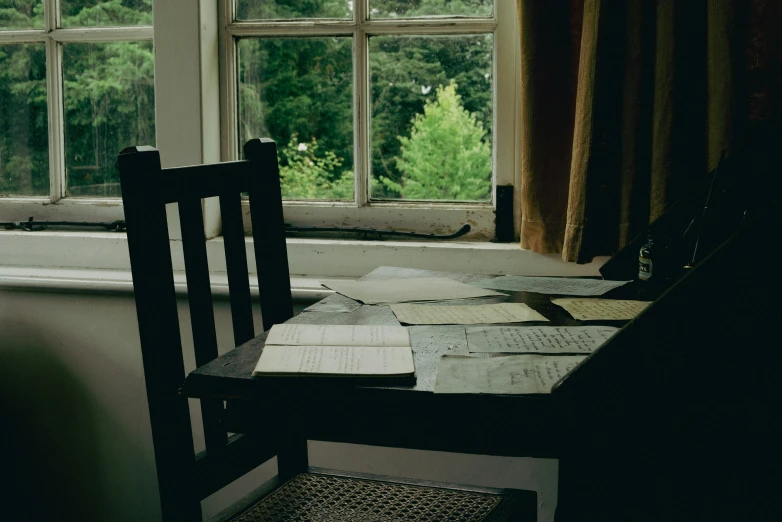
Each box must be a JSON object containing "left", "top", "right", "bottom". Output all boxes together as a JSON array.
[
  {"left": 253, "top": 324, "right": 415, "bottom": 378},
  {"left": 320, "top": 277, "right": 504, "bottom": 304},
  {"left": 471, "top": 275, "right": 631, "bottom": 296}
]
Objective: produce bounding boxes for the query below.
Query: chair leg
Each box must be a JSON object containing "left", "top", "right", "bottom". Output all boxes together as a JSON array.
[{"left": 277, "top": 436, "right": 308, "bottom": 481}]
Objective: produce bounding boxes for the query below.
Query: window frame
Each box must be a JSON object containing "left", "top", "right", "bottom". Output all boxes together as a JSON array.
[
  {"left": 0, "top": 0, "right": 153, "bottom": 223},
  {"left": 219, "top": 0, "right": 519, "bottom": 241}
]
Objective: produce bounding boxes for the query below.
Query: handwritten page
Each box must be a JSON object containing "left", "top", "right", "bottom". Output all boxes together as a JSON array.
[
  {"left": 320, "top": 277, "right": 504, "bottom": 305},
  {"left": 552, "top": 298, "right": 650, "bottom": 320},
  {"left": 466, "top": 326, "right": 618, "bottom": 353},
  {"left": 266, "top": 324, "right": 410, "bottom": 347},
  {"left": 472, "top": 275, "right": 630, "bottom": 296},
  {"left": 253, "top": 345, "right": 414, "bottom": 376},
  {"left": 434, "top": 354, "right": 586, "bottom": 394},
  {"left": 390, "top": 303, "right": 549, "bottom": 325}
]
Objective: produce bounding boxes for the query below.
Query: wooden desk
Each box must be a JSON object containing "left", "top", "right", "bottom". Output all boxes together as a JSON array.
[{"left": 182, "top": 266, "right": 634, "bottom": 461}]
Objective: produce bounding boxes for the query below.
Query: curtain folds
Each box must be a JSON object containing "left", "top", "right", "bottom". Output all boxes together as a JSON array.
[{"left": 517, "top": 0, "right": 780, "bottom": 263}]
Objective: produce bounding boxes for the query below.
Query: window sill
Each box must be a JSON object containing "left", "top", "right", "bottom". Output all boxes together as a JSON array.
[{"left": 0, "top": 231, "right": 608, "bottom": 294}]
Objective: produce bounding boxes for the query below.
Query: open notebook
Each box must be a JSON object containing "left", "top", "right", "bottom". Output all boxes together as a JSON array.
[{"left": 253, "top": 324, "right": 415, "bottom": 382}]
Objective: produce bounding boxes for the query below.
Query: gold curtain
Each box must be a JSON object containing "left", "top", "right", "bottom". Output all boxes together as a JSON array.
[{"left": 517, "top": 0, "right": 781, "bottom": 263}]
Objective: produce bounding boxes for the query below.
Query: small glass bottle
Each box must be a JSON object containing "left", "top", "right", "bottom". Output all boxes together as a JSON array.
[{"left": 638, "top": 233, "right": 655, "bottom": 282}]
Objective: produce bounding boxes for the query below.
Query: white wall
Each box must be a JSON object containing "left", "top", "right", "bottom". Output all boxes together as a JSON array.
[{"left": 0, "top": 287, "right": 559, "bottom": 522}]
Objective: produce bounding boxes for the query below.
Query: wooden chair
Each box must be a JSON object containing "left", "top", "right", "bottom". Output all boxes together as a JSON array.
[{"left": 118, "top": 138, "right": 537, "bottom": 522}]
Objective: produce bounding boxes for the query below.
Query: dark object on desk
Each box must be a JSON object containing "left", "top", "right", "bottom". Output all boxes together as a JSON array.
[{"left": 118, "top": 140, "right": 536, "bottom": 522}]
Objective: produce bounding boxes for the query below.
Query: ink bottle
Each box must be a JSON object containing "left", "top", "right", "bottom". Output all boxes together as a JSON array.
[{"left": 638, "top": 233, "right": 655, "bottom": 282}]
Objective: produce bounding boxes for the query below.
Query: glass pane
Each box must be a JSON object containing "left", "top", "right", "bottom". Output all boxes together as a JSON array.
[
  {"left": 369, "top": 34, "right": 493, "bottom": 201},
  {"left": 238, "top": 37, "right": 354, "bottom": 200},
  {"left": 61, "top": 0, "right": 152, "bottom": 28},
  {"left": 237, "top": 0, "right": 351, "bottom": 20},
  {"left": 0, "top": 44, "right": 49, "bottom": 197},
  {"left": 63, "top": 41, "right": 155, "bottom": 197},
  {"left": 369, "top": 0, "right": 492, "bottom": 19},
  {"left": 0, "top": 0, "right": 44, "bottom": 30}
]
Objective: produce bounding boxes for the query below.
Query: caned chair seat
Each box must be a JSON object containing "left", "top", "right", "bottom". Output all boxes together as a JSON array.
[{"left": 230, "top": 471, "right": 531, "bottom": 522}]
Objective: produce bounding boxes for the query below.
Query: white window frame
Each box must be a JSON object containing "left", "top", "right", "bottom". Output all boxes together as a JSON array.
[
  {"left": 219, "top": 0, "right": 519, "bottom": 240},
  {"left": 0, "top": 1, "right": 153, "bottom": 223}
]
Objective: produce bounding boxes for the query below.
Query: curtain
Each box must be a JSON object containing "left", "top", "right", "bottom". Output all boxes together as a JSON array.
[{"left": 517, "top": 0, "right": 781, "bottom": 263}]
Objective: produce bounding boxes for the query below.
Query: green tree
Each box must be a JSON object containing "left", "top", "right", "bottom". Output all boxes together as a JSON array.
[
  {"left": 382, "top": 81, "right": 490, "bottom": 200},
  {"left": 277, "top": 133, "right": 353, "bottom": 200}
]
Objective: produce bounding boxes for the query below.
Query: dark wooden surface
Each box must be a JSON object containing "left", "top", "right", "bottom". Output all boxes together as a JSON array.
[
  {"left": 181, "top": 265, "right": 636, "bottom": 459},
  {"left": 183, "top": 266, "right": 634, "bottom": 399}
]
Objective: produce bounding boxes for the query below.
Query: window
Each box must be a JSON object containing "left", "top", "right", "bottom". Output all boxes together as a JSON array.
[
  {"left": 220, "top": 0, "right": 518, "bottom": 240},
  {"left": 0, "top": 0, "right": 154, "bottom": 222}
]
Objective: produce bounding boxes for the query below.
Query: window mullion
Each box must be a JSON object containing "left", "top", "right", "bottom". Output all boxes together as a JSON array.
[
  {"left": 354, "top": 0, "right": 369, "bottom": 207},
  {"left": 220, "top": 3, "right": 238, "bottom": 161},
  {"left": 45, "top": 36, "right": 66, "bottom": 202}
]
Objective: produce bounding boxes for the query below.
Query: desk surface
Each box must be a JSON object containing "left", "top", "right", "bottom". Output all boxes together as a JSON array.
[
  {"left": 182, "top": 266, "right": 634, "bottom": 398},
  {"left": 181, "top": 266, "right": 638, "bottom": 457}
]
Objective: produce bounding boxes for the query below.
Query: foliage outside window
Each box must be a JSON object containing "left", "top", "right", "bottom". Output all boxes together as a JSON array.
[
  {"left": 0, "top": 0, "right": 154, "bottom": 200},
  {"left": 231, "top": 0, "right": 496, "bottom": 204}
]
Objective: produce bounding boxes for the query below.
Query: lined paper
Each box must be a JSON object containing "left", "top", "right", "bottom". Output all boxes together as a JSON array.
[
  {"left": 552, "top": 298, "right": 650, "bottom": 320},
  {"left": 390, "top": 303, "right": 549, "bottom": 325}
]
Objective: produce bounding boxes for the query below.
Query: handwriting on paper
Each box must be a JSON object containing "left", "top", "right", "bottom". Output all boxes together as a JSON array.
[
  {"left": 551, "top": 298, "right": 650, "bottom": 320},
  {"left": 472, "top": 275, "right": 630, "bottom": 296},
  {"left": 466, "top": 326, "right": 618, "bottom": 353},
  {"left": 434, "top": 354, "right": 586, "bottom": 394},
  {"left": 389, "top": 303, "right": 549, "bottom": 325},
  {"left": 266, "top": 324, "right": 410, "bottom": 347},
  {"left": 254, "top": 345, "right": 414, "bottom": 376}
]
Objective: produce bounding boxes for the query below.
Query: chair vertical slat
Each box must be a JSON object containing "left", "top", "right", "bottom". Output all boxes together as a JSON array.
[
  {"left": 245, "top": 139, "right": 294, "bottom": 330},
  {"left": 178, "top": 197, "right": 228, "bottom": 453},
  {"left": 219, "top": 191, "right": 255, "bottom": 346},
  {"left": 118, "top": 147, "right": 202, "bottom": 522}
]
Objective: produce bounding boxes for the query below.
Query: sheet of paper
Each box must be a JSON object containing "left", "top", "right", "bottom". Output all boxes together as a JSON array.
[
  {"left": 434, "top": 354, "right": 586, "bottom": 394},
  {"left": 253, "top": 345, "right": 414, "bottom": 376},
  {"left": 466, "top": 326, "right": 619, "bottom": 353},
  {"left": 472, "top": 275, "right": 630, "bottom": 296},
  {"left": 552, "top": 298, "right": 650, "bottom": 320},
  {"left": 303, "top": 293, "right": 361, "bottom": 313},
  {"left": 320, "top": 277, "right": 504, "bottom": 305},
  {"left": 266, "top": 324, "right": 410, "bottom": 347},
  {"left": 390, "top": 303, "right": 549, "bottom": 325}
]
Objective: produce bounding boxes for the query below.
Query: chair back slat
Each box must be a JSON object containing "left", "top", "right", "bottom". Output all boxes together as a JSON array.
[
  {"left": 246, "top": 139, "right": 294, "bottom": 330},
  {"left": 118, "top": 146, "right": 201, "bottom": 522},
  {"left": 219, "top": 190, "right": 256, "bottom": 346},
  {"left": 178, "top": 196, "right": 228, "bottom": 452},
  {"left": 160, "top": 161, "right": 252, "bottom": 203}
]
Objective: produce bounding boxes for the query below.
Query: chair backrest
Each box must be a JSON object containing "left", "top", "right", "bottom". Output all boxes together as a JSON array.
[{"left": 118, "top": 138, "right": 293, "bottom": 521}]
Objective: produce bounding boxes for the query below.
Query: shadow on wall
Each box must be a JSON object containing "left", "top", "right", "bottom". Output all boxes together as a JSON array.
[{"left": 0, "top": 323, "right": 152, "bottom": 522}]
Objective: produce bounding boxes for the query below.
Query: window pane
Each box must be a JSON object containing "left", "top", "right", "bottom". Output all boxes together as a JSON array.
[
  {"left": 0, "top": 0, "right": 44, "bottom": 30},
  {"left": 0, "top": 44, "right": 48, "bottom": 197},
  {"left": 236, "top": 0, "right": 351, "bottom": 21},
  {"left": 63, "top": 41, "right": 155, "bottom": 197},
  {"left": 61, "top": 0, "right": 152, "bottom": 28},
  {"left": 369, "top": 34, "right": 493, "bottom": 201},
  {"left": 369, "top": 0, "right": 493, "bottom": 19},
  {"left": 238, "top": 37, "right": 354, "bottom": 201}
]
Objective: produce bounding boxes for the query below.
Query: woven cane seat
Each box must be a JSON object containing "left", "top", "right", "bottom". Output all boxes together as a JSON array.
[{"left": 230, "top": 472, "right": 528, "bottom": 522}]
